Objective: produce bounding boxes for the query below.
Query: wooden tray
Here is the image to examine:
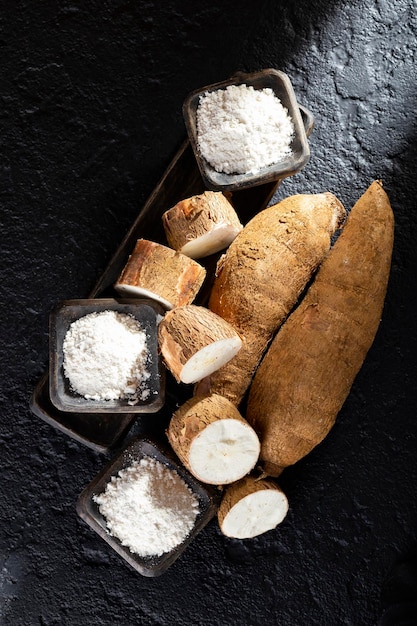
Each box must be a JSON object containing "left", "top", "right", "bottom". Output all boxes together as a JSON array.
[{"left": 30, "top": 104, "right": 315, "bottom": 453}]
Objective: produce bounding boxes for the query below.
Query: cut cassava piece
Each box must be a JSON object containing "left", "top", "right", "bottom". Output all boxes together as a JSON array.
[
  {"left": 195, "top": 192, "right": 347, "bottom": 405},
  {"left": 158, "top": 305, "right": 242, "bottom": 384},
  {"left": 218, "top": 475, "right": 289, "bottom": 539},
  {"left": 246, "top": 180, "right": 395, "bottom": 477},
  {"left": 162, "top": 191, "right": 243, "bottom": 259},
  {"left": 167, "top": 394, "right": 260, "bottom": 485},
  {"left": 114, "top": 239, "right": 206, "bottom": 309}
]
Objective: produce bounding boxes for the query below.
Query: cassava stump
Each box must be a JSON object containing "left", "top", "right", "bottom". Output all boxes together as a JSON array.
[
  {"left": 158, "top": 305, "right": 242, "bottom": 384},
  {"left": 167, "top": 394, "right": 260, "bottom": 485},
  {"left": 218, "top": 475, "right": 289, "bottom": 539},
  {"left": 162, "top": 191, "right": 243, "bottom": 259},
  {"left": 114, "top": 239, "right": 206, "bottom": 309}
]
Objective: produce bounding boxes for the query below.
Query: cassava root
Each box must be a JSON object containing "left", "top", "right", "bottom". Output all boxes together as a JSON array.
[
  {"left": 246, "top": 180, "right": 394, "bottom": 476},
  {"left": 195, "top": 192, "right": 346, "bottom": 405}
]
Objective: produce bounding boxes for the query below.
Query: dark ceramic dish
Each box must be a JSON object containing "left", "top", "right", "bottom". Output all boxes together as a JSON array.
[
  {"left": 183, "top": 68, "right": 311, "bottom": 191},
  {"left": 76, "top": 436, "right": 220, "bottom": 576},
  {"left": 49, "top": 298, "right": 165, "bottom": 414}
]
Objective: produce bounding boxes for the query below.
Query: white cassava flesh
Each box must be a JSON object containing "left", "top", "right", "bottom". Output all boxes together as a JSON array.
[
  {"left": 115, "top": 284, "right": 173, "bottom": 310},
  {"left": 162, "top": 191, "right": 243, "bottom": 259},
  {"left": 158, "top": 305, "right": 242, "bottom": 384},
  {"left": 180, "top": 223, "right": 242, "bottom": 259},
  {"left": 218, "top": 476, "right": 289, "bottom": 539},
  {"left": 180, "top": 337, "right": 242, "bottom": 383},
  {"left": 189, "top": 419, "right": 260, "bottom": 484},
  {"left": 114, "top": 239, "right": 206, "bottom": 309},
  {"left": 167, "top": 394, "right": 260, "bottom": 485}
]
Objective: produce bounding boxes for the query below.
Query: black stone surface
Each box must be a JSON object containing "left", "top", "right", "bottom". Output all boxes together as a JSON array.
[{"left": 1, "top": 1, "right": 417, "bottom": 624}]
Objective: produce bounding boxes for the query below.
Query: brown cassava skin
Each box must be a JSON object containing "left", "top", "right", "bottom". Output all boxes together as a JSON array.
[
  {"left": 246, "top": 181, "right": 394, "bottom": 477},
  {"left": 162, "top": 191, "right": 242, "bottom": 256},
  {"left": 218, "top": 475, "right": 285, "bottom": 531},
  {"left": 195, "top": 193, "right": 346, "bottom": 405},
  {"left": 167, "top": 393, "right": 254, "bottom": 480},
  {"left": 158, "top": 305, "right": 241, "bottom": 382},
  {"left": 115, "top": 239, "right": 206, "bottom": 308}
]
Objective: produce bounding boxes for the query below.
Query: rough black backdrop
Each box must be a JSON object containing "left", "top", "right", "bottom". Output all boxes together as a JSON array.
[{"left": 1, "top": 1, "right": 417, "bottom": 624}]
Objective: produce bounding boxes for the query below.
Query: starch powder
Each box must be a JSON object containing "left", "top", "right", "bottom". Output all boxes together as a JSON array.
[
  {"left": 196, "top": 84, "right": 294, "bottom": 175},
  {"left": 93, "top": 456, "right": 200, "bottom": 557},
  {"left": 62, "top": 310, "right": 150, "bottom": 401}
]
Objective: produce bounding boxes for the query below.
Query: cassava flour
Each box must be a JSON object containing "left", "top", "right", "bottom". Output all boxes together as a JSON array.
[
  {"left": 196, "top": 84, "right": 294, "bottom": 175},
  {"left": 93, "top": 456, "right": 200, "bottom": 557},
  {"left": 62, "top": 310, "right": 150, "bottom": 402}
]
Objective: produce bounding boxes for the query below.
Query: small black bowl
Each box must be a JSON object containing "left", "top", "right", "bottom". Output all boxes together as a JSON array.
[
  {"left": 76, "top": 436, "right": 220, "bottom": 576},
  {"left": 49, "top": 298, "right": 165, "bottom": 414},
  {"left": 183, "top": 68, "right": 311, "bottom": 192}
]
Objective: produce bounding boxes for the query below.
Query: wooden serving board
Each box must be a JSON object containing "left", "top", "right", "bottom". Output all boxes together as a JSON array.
[{"left": 30, "top": 105, "right": 314, "bottom": 453}]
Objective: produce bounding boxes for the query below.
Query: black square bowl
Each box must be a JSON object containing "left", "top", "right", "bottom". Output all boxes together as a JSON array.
[
  {"left": 183, "top": 68, "right": 311, "bottom": 192},
  {"left": 76, "top": 436, "right": 220, "bottom": 576},
  {"left": 49, "top": 298, "right": 165, "bottom": 414}
]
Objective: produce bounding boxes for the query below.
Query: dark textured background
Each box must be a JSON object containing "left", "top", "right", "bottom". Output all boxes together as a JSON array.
[{"left": 1, "top": 1, "right": 417, "bottom": 624}]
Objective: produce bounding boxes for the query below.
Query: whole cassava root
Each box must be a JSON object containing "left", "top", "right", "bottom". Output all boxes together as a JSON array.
[
  {"left": 195, "top": 192, "right": 347, "bottom": 405},
  {"left": 246, "top": 180, "right": 394, "bottom": 477},
  {"left": 158, "top": 305, "right": 242, "bottom": 384},
  {"left": 218, "top": 475, "right": 289, "bottom": 539},
  {"left": 167, "top": 394, "right": 260, "bottom": 485}
]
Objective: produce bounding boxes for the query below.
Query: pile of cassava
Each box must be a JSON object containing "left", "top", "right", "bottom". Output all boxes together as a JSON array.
[{"left": 115, "top": 181, "right": 394, "bottom": 540}]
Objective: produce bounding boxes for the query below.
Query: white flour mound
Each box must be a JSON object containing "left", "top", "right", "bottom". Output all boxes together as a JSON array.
[
  {"left": 62, "top": 310, "right": 150, "bottom": 401},
  {"left": 94, "top": 457, "right": 200, "bottom": 557},
  {"left": 196, "top": 84, "right": 294, "bottom": 175}
]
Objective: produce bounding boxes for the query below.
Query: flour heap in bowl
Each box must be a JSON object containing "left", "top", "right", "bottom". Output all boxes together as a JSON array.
[
  {"left": 196, "top": 84, "right": 294, "bottom": 175},
  {"left": 93, "top": 456, "right": 200, "bottom": 557},
  {"left": 62, "top": 310, "right": 150, "bottom": 402}
]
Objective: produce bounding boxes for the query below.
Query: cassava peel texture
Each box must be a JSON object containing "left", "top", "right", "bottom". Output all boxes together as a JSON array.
[{"left": 246, "top": 180, "right": 394, "bottom": 476}]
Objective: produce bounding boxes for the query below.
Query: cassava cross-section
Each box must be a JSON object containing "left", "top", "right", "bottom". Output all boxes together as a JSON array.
[
  {"left": 218, "top": 475, "right": 289, "bottom": 539},
  {"left": 167, "top": 394, "right": 260, "bottom": 485}
]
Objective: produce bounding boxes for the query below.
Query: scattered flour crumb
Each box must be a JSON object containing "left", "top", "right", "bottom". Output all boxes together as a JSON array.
[
  {"left": 196, "top": 83, "right": 294, "bottom": 175},
  {"left": 93, "top": 456, "right": 200, "bottom": 557}
]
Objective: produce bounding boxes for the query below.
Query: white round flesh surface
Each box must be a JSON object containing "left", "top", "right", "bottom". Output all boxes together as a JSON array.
[
  {"left": 115, "top": 284, "right": 173, "bottom": 309},
  {"left": 180, "top": 223, "right": 242, "bottom": 259},
  {"left": 221, "top": 489, "right": 289, "bottom": 539},
  {"left": 188, "top": 419, "right": 260, "bottom": 485},
  {"left": 180, "top": 336, "right": 242, "bottom": 384}
]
